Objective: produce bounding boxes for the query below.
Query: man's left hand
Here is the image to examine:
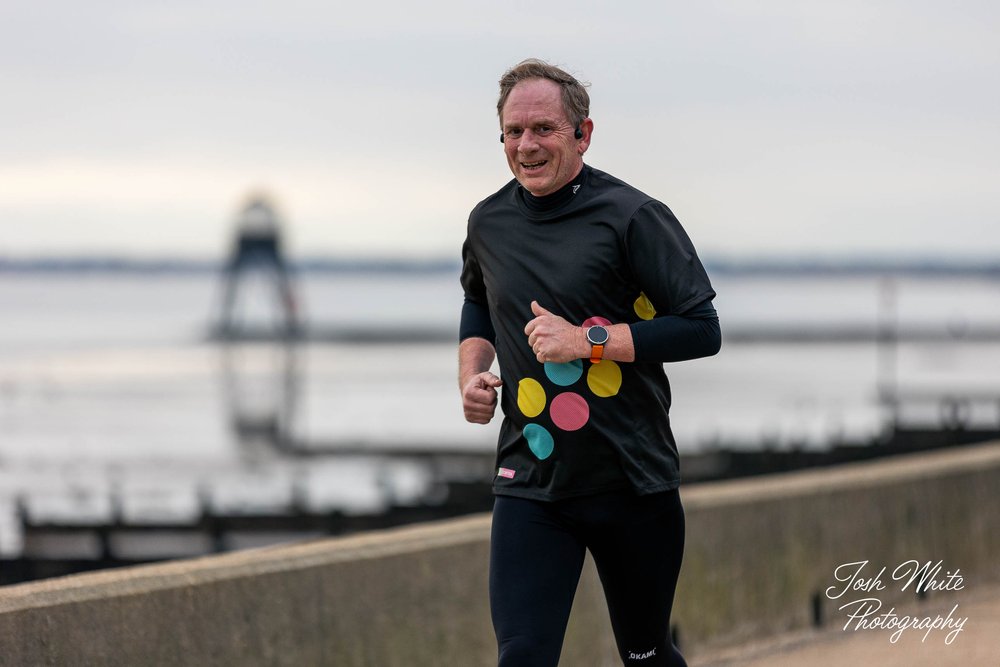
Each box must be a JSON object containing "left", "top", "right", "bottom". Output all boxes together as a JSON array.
[{"left": 524, "top": 301, "right": 587, "bottom": 363}]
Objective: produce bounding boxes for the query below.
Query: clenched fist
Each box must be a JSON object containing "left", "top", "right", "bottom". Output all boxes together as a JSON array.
[
  {"left": 524, "top": 301, "right": 587, "bottom": 363},
  {"left": 461, "top": 371, "right": 503, "bottom": 424}
]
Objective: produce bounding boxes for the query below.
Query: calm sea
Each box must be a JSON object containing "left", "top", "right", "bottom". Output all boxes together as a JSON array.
[{"left": 1, "top": 266, "right": 997, "bottom": 465}]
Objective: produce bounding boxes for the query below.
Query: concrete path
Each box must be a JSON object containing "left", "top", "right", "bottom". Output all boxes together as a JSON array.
[{"left": 691, "top": 584, "right": 1000, "bottom": 666}]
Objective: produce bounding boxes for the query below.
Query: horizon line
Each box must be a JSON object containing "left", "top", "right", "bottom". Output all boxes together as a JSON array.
[{"left": 1, "top": 254, "right": 998, "bottom": 277}]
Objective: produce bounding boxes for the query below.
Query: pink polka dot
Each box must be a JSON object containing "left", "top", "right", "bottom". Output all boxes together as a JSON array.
[
  {"left": 550, "top": 392, "right": 589, "bottom": 431},
  {"left": 581, "top": 315, "right": 612, "bottom": 328}
]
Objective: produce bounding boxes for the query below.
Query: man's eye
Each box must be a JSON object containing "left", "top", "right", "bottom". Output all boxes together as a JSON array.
[
  {"left": 536, "top": 126, "right": 552, "bottom": 135},
  {"left": 506, "top": 129, "right": 522, "bottom": 138}
]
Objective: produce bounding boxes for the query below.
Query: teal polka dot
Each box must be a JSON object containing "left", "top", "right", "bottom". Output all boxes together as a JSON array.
[
  {"left": 544, "top": 359, "right": 584, "bottom": 387},
  {"left": 523, "top": 423, "right": 554, "bottom": 460}
]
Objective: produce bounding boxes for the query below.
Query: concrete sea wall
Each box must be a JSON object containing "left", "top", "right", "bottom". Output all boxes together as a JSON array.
[{"left": 2, "top": 441, "right": 999, "bottom": 666}]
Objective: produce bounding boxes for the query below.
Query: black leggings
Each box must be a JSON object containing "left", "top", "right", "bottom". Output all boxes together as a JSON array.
[{"left": 489, "top": 489, "right": 687, "bottom": 667}]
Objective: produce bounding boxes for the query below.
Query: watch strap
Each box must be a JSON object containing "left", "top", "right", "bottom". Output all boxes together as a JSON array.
[{"left": 589, "top": 344, "right": 604, "bottom": 364}]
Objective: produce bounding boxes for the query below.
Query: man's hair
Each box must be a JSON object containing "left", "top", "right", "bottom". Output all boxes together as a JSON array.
[{"left": 497, "top": 58, "right": 590, "bottom": 127}]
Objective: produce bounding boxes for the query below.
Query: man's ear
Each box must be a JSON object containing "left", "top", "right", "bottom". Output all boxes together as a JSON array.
[{"left": 577, "top": 117, "right": 594, "bottom": 154}]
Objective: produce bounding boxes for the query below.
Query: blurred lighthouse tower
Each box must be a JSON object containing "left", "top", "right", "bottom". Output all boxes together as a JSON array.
[
  {"left": 216, "top": 192, "right": 302, "bottom": 454},
  {"left": 217, "top": 193, "right": 299, "bottom": 338}
]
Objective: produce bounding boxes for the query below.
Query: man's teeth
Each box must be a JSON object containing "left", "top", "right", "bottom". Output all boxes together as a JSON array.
[{"left": 522, "top": 161, "right": 546, "bottom": 168}]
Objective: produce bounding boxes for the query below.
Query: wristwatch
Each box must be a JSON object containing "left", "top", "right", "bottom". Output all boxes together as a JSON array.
[{"left": 586, "top": 325, "right": 609, "bottom": 364}]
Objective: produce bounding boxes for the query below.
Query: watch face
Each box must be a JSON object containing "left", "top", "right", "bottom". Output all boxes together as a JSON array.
[{"left": 587, "top": 325, "right": 609, "bottom": 345}]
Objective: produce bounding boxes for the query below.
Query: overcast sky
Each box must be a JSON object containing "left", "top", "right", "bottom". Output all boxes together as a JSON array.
[{"left": 2, "top": 1, "right": 998, "bottom": 262}]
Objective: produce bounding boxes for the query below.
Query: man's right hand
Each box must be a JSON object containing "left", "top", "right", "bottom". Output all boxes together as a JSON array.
[{"left": 461, "top": 372, "right": 503, "bottom": 424}]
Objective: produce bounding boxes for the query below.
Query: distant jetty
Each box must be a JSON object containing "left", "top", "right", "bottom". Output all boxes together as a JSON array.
[{"left": 206, "top": 321, "right": 1000, "bottom": 345}]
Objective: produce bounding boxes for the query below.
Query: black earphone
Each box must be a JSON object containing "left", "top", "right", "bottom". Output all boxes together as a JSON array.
[{"left": 500, "top": 126, "right": 584, "bottom": 143}]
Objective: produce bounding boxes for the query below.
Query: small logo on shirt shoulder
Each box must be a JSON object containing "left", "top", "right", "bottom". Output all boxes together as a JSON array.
[
  {"left": 572, "top": 185, "right": 581, "bottom": 195},
  {"left": 497, "top": 467, "right": 516, "bottom": 479}
]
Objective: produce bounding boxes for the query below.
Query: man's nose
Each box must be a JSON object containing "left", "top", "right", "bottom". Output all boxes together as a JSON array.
[{"left": 517, "top": 130, "right": 540, "bottom": 152}]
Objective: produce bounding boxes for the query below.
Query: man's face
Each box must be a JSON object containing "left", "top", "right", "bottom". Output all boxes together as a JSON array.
[{"left": 501, "top": 78, "right": 590, "bottom": 197}]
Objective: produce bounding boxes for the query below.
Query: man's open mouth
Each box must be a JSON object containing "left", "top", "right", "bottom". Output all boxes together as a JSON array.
[{"left": 521, "top": 160, "right": 547, "bottom": 169}]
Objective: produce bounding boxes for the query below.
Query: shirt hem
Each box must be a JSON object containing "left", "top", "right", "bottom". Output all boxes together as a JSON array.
[{"left": 492, "top": 477, "right": 680, "bottom": 502}]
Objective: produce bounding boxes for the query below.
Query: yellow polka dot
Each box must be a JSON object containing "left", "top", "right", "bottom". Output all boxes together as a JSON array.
[
  {"left": 588, "top": 360, "right": 622, "bottom": 398},
  {"left": 517, "top": 378, "right": 546, "bottom": 418},
  {"left": 634, "top": 292, "right": 656, "bottom": 320}
]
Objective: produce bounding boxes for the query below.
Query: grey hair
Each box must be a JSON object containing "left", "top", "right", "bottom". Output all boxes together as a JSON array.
[{"left": 497, "top": 58, "right": 590, "bottom": 127}]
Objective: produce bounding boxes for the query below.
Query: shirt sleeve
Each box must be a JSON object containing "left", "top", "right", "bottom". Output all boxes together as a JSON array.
[
  {"left": 624, "top": 200, "right": 716, "bottom": 316},
  {"left": 459, "top": 235, "right": 496, "bottom": 344},
  {"left": 629, "top": 298, "right": 721, "bottom": 363},
  {"left": 460, "top": 236, "right": 487, "bottom": 304},
  {"left": 624, "top": 201, "right": 720, "bottom": 363},
  {"left": 460, "top": 298, "right": 496, "bottom": 344}
]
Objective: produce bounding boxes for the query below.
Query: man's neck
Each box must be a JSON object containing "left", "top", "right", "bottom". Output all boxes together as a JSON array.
[{"left": 521, "top": 165, "right": 588, "bottom": 212}]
